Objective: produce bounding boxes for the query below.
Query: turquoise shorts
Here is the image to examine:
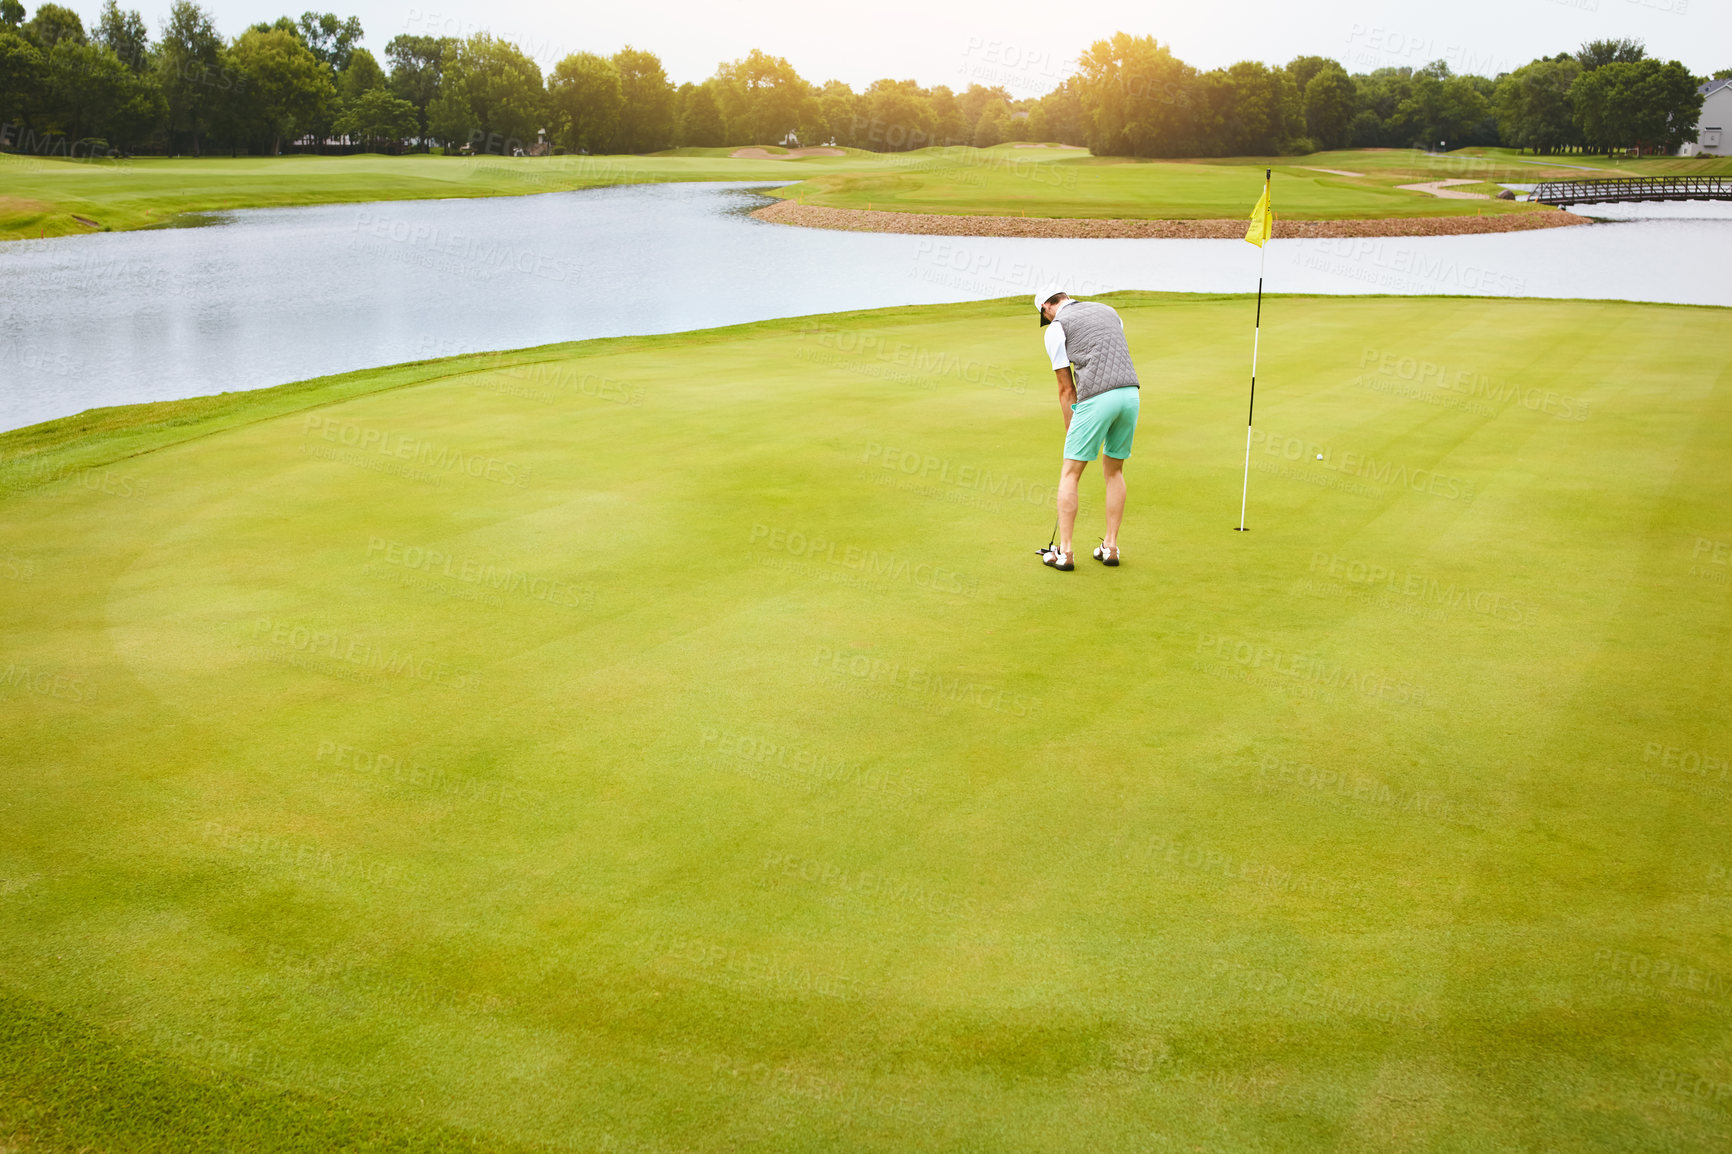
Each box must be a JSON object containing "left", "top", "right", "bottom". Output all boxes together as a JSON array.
[{"left": 1063, "top": 387, "right": 1140, "bottom": 461}]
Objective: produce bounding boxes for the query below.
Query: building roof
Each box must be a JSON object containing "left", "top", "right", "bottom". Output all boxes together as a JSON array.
[{"left": 1701, "top": 78, "right": 1732, "bottom": 97}]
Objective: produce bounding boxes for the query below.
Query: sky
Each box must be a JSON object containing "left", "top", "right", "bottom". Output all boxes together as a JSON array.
[{"left": 96, "top": 0, "right": 1732, "bottom": 89}]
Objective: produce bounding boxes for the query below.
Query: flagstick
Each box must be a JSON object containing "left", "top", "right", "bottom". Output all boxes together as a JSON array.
[
  {"left": 1235, "top": 169, "right": 1271, "bottom": 532},
  {"left": 1235, "top": 242, "right": 1268, "bottom": 530}
]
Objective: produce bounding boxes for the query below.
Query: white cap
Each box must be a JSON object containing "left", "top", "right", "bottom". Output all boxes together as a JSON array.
[
  {"left": 1034, "top": 284, "right": 1068, "bottom": 326},
  {"left": 1033, "top": 284, "right": 1067, "bottom": 309}
]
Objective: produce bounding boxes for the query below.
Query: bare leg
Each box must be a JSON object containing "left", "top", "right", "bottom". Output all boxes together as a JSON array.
[
  {"left": 1101, "top": 455, "right": 1126, "bottom": 551},
  {"left": 1057, "top": 458, "right": 1088, "bottom": 555}
]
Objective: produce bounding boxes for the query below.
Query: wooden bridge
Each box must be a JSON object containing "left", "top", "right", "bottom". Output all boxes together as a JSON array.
[{"left": 1529, "top": 176, "right": 1732, "bottom": 207}]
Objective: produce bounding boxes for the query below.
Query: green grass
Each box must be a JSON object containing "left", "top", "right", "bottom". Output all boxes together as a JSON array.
[
  {"left": 0, "top": 988, "right": 540, "bottom": 1152},
  {"left": 2, "top": 294, "right": 1730, "bottom": 1151},
  {"left": 0, "top": 149, "right": 894, "bottom": 240},
  {"left": 1462, "top": 146, "right": 1732, "bottom": 177},
  {"left": 773, "top": 146, "right": 1732, "bottom": 219},
  {"left": 1284, "top": 147, "right": 1732, "bottom": 180},
  {"left": 0, "top": 145, "right": 1091, "bottom": 240},
  {"left": 24, "top": 142, "right": 1724, "bottom": 239}
]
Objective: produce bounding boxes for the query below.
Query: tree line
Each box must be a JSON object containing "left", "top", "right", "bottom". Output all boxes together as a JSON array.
[
  {"left": 1051, "top": 34, "right": 1715, "bottom": 158},
  {"left": 0, "top": 4, "right": 1724, "bottom": 160}
]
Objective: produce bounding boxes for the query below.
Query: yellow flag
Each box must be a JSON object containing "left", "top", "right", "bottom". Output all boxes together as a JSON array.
[{"left": 1245, "top": 181, "right": 1273, "bottom": 247}]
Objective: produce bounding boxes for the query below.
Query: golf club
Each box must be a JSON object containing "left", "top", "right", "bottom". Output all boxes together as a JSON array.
[{"left": 1035, "top": 516, "right": 1057, "bottom": 555}]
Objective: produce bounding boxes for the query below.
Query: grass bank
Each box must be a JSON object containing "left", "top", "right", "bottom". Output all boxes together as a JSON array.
[{"left": 2, "top": 294, "right": 1729, "bottom": 1151}]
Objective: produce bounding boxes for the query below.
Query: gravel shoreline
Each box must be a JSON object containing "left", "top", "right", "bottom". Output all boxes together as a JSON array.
[{"left": 751, "top": 200, "right": 1595, "bottom": 238}]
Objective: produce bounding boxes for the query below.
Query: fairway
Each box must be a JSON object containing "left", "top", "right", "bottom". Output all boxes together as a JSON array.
[
  {"left": 2, "top": 294, "right": 1730, "bottom": 1152},
  {"left": 11, "top": 145, "right": 1728, "bottom": 242},
  {"left": 774, "top": 147, "right": 1732, "bottom": 220},
  {"left": 0, "top": 149, "right": 883, "bottom": 240},
  {"left": 0, "top": 146, "right": 1081, "bottom": 241}
]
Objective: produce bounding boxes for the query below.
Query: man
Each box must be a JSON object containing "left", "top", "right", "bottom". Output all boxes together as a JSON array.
[{"left": 1035, "top": 286, "right": 1140, "bottom": 571}]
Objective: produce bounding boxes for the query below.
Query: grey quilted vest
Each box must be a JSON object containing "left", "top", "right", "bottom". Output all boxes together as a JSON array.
[{"left": 1056, "top": 301, "right": 1139, "bottom": 402}]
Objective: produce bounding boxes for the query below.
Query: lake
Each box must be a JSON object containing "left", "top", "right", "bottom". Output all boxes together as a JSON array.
[{"left": 2, "top": 182, "right": 1728, "bottom": 431}]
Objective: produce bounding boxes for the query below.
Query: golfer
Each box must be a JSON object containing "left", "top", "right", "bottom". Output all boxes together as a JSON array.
[{"left": 1035, "top": 286, "right": 1140, "bottom": 571}]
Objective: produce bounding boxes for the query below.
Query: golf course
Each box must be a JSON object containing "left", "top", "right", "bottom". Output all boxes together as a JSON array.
[
  {"left": 2, "top": 292, "right": 1729, "bottom": 1151},
  {"left": 0, "top": 149, "right": 875, "bottom": 240},
  {"left": 762, "top": 148, "right": 1580, "bottom": 221},
  {"left": 0, "top": 147, "right": 1078, "bottom": 240},
  {"left": 10, "top": 145, "right": 1731, "bottom": 240}
]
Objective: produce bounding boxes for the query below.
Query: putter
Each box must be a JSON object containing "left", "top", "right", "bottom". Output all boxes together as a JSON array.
[{"left": 1035, "top": 516, "right": 1057, "bottom": 555}]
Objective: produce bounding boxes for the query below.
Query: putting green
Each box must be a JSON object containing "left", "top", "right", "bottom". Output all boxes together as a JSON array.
[{"left": 2, "top": 294, "right": 1730, "bottom": 1152}]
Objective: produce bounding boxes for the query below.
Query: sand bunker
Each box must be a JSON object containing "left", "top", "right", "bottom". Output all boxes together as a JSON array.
[
  {"left": 729, "top": 147, "right": 847, "bottom": 160},
  {"left": 1398, "top": 179, "right": 1491, "bottom": 200}
]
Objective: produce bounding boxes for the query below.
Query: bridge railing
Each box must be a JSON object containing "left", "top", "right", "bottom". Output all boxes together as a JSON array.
[{"left": 1530, "top": 176, "right": 1732, "bottom": 206}]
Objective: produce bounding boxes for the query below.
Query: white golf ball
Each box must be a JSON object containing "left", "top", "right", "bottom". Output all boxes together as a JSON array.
[{"left": 1315, "top": 453, "right": 1323, "bottom": 460}]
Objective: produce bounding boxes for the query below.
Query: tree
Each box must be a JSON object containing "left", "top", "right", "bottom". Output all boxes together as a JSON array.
[
  {"left": 926, "top": 84, "right": 968, "bottom": 146},
  {"left": 43, "top": 38, "right": 162, "bottom": 146},
  {"left": 1715, "top": 68, "right": 1732, "bottom": 81},
  {"left": 1391, "top": 65, "right": 1489, "bottom": 150},
  {"left": 972, "top": 102, "right": 1010, "bottom": 147},
  {"left": 296, "top": 11, "right": 362, "bottom": 76},
  {"left": 23, "top": 3, "right": 84, "bottom": 48},
  {"left": 1302, "top": 64, "right": 1356, "bottom": 149},
  {"left": 1217, "top": 60, "right": 1300, "bottom": 154},
  {"left": 813, "top": 78, "right": 857, "bottom": 147},
  {"left": 0, "top": 30, "right": 44, "bottom": 126},
  {"left": 1035, "top": 78, "right": 1085, "bottom": 147},
  {"left": 95, "top": 0, "right": 149, "bottom": 72},
  {"left": 1074, "top": 33, "right": 1203, "bottom": 157},
  {"left": 548, "top": 51, "right": 621, "bottom": 153},
  {"left": 1576, "top": 39, "right": 1645, "bottom": 72},
  {"left": 427, "top": 33, "right": 544, "bottom": 152},
  {"left": 1022, "top": 100, "right": 1048, "bottom": 143},
  {"left": 1571, "top": 58, "right": 1703, "bottom": 154},
  {"left": 858, "top": 79, "right": 936, "bottom": 151},
  {"left": 675, "top": 81, "right": 724, "bottom": 148},
  {"left": 333, "top": 86, "right": 414, "bottom": 149},
  {"left": 1285, "top": 55, "right": 1336, "bottom": 96},
  {"left": 611, "top": 46, "right": 674, "bottom": 152},
  {"left": 0, "top": 0, "right": 23, "bottom": 27},
  {"left": 337, "top": 45, "right": 384, "bottom": 104},
  {"left": 1457, "top": 74, "right": 1501, "bottom": 146},
  {"left": 1496, "top": 58, "right": 1581, "bottom": 153},
  {"left": 713, "top": 49, "right": 811, "bottom": 145},
  {"left": 957, "top": 83, "right": 1010, "bottom": 129},
  {"left": 1569, "top": 64, "right": 1623, "bottom": 153},
  {"left": 227, "top": 26, "right": 333, "bottom": 154},
  {"left": 155, "top": 1, "right": 225, "bottom": 155},
  {"left": 1350, "top": 66, "right": 1412, "bottom": 147},
  {"left": 246, "top": 16, "right": 297, "bottom": 39},
  {"left": 1347, "top": 108, "right": 1382, "bottom": 147},
  {"left": 384, "top": 33, "right": 449, "bottom": 140}
]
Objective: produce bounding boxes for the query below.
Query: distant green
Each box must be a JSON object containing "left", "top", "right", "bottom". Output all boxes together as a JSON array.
[
  {"left": 3, "top": 293, "right": 1730, "bottom": 1152},
  {"left": 771, "top": 146, "right": 1732, "bottom": 219},
  {"left": 19, "top": 144, "right": 1730, "bottom": 240}
]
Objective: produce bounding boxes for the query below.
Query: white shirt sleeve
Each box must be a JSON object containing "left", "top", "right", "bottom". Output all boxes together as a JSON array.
[{"left": 1044, "top": 321, "right": 1069, "bottom": 371}]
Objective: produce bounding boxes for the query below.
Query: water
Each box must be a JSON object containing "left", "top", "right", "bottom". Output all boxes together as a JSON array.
[{"left": 2, "top": 181, "right": 1729, "bottom": 431}]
